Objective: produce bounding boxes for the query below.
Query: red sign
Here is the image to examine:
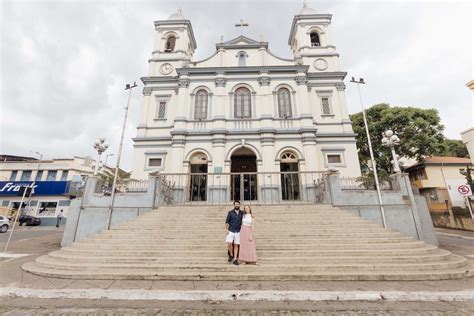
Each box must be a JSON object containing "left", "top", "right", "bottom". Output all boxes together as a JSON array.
[{"left": 457, "top": 185, "right": 472, "bottom": 196}]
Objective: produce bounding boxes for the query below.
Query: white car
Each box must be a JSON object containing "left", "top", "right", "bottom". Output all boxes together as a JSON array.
[{"left": 0, "top": 215, "right": 10, "bottom": 233}]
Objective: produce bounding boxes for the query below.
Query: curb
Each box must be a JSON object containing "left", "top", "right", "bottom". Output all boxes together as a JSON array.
[{"left": 1, "top": 288, "right": 473, "bottom": 301}]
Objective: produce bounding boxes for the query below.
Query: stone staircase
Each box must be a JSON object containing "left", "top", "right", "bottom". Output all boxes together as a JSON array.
[{"left": 22, "top": 205, "right": 471, "bottom": 280}]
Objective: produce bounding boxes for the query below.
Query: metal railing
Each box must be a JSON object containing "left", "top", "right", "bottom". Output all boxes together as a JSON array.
[
  {"left": 153, "top": 171, "right": 328, "bottom": 206},
  {"left": 340, "top": 176, "right": 397, "bottom": 191}
]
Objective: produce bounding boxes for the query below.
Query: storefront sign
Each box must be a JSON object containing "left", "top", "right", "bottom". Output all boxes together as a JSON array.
[{"left": 0, "top": 181, "right": 70, "bottom": 196}]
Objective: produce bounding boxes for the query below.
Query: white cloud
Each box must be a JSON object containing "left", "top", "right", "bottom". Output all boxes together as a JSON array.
[{"left": 0, "top": 0, "right": 472, "bottom": 171}]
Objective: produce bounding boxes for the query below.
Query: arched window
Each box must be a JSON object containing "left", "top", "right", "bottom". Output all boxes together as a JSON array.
[
  {"left": 165, "top": 35, "right": 176, "bottom": 52},
  {"left": 277, "top": 88, "right": 292, "bottom": 118},
  {"left": 234, "top": 87, "right": 251, "bottom": 118},
  {"left": 281, "top": 151, "right": 298, "bottom": 163},
  {"left": 194, "top": 89, "right": 208, "bottom": 119},
  {"left": 310, "top": 32, "right": 320, "bottom": 47},
  {"left": 238, "top": 52, "right": 246, "bottom": 66}
]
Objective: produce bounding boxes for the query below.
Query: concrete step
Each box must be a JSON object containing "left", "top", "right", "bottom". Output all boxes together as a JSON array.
[
  {"left": 80, "top": 236, "right": 413, "bottom": 245},
  {"left": 97, "top": 231, "right": 400, "bottom": 238},
  {"left": 48, "top": 250, "right": 454, "bottom": 264},
  {"left": 58, "top": 246, "right": 441, "bottom": 257},
  {"left": 22, "top": 261, "right": 471, "bottom": 281},
  {"left": 33, "top": 255, "right": 467, "bottom": 272},
  {"left": 21, "top": 204, "right": 471, "bottom": 281}
]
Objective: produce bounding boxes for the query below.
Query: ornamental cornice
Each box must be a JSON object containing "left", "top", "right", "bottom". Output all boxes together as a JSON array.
[
  {"left": 215, "top": 78, "right": 227, "bottom": 87},
  {"left": 178, "top": 78, "right": 190, "bottom": 88},
  {"left": 336, "top": 82, "right": 346, "bottom": 91},
  {"left": 176, "top": 65, "right": 309, "bottom": 76},
  {"left": 143, "top": 87, "right": 152, "bottom": 96},
  {"left": 258, "top": 77, "right": 271, "bottom": 86},
  {"left": 295, "top": 75, "right": 308, "bottom": 86}
]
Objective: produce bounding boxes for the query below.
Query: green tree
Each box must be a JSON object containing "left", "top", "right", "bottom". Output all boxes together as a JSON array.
[
  {"left": 441, "top": 139, "right": 469, "bottom": 158},
  {"left": 459, "top": 165, "right": 474, "bottom": 193},
  {"left": 350, "top": 103, "right": 445, "bottom": 174}
]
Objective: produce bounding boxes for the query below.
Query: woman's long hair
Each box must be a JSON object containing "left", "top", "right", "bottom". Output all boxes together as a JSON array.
[{"left": 244, "top": 205, "right": 252, "bottom": 215}]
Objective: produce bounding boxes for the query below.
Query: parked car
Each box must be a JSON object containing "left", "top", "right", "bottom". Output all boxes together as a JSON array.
[
  {"left": 0, "top": 215, "right": 9, "bottom": 233},
  {"left": 18, "top": 215, "right": 41, "bottom": 226}
]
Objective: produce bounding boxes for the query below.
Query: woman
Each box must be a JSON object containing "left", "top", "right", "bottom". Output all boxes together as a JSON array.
[{"left": 238, "top": 205, "right": 257, "bottom": 264}]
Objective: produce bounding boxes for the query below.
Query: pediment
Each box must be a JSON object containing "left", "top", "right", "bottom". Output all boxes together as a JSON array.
[
  {"left": 224, "top": 35, "right": 261, "bottom": 45},
  {"left": 216, "top": 35, "right": 268, "bottom": 49}
]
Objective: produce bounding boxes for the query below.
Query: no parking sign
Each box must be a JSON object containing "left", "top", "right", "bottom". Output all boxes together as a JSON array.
[{"left": 457, "top": 184, "right": 472, "bottom": 196}]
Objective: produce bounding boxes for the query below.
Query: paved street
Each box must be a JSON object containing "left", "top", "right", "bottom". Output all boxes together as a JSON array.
[
  {"left": 435, "top": 228, "right": 474, "bottom": 261},
  {"left": 0, "top": 225, "right": 63, "bottom": 243}
]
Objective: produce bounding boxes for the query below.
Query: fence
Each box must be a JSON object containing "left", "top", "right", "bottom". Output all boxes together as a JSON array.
[{"left": 153, "top": 171, "right": 328, "bottom": 206}]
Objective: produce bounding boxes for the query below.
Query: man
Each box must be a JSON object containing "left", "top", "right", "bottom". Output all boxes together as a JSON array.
[
  {"left": 56, "top": 209, "right": 64, "bottom": 228},
  {"left": 225, "top": 200, "right": 243, "bottom": 265}
]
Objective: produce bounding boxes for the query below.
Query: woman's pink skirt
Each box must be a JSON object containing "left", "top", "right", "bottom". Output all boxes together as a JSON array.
[{"left": 239, "top": 225, "right": 257, "bottom": 263}]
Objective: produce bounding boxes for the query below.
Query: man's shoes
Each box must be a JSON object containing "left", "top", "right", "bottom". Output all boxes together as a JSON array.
[
  {"left": 233, "top": 260, "right": 239, "bottom": 266},
  {"left": 228, "top": 256, "right": 233, "bottom": 263}
]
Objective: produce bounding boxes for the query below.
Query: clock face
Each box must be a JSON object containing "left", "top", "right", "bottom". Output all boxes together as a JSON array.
[
  {"left": 313, "top": 58, "right": 328, "bottom": 71},
  {"left": 160, "top": 63, "right": 174, "bottom": 75}
]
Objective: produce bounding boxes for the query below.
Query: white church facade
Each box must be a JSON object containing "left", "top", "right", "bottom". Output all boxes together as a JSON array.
[{"left": 131, "top": 4, "right": 362, "bottom": 203}]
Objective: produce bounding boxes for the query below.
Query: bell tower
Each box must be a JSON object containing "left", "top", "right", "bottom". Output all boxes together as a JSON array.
[
  {"left": 288, "top": 2, "right": 340, "bottom": 72},
  {"left": 150, "top": 9, "right": 197, "bottom": 76}
]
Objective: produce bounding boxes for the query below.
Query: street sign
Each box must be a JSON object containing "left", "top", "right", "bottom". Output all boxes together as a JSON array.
[{"left": 457, "top": 184, "right": 472, "bottom": 196}]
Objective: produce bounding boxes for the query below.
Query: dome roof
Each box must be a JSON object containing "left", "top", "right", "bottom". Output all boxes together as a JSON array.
[
  {"left": 168, "top": 9, "right": 185, "bottom": 20},
  {"left": 299, "top": 2, "right": 316, "bottom": 15}
]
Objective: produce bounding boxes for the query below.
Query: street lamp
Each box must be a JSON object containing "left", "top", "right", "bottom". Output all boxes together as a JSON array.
[
  {"left": 93, "top": 138, "right": 109, "bottom": 176},
  {"left": 108, "top": 81, "right": 137, "bottom": 230},
  {"left": 381, "top": 129, "right": 401, "bottom": 173},
  {"left": 349, "top": 77, "right": 387, "bottom": 228}
]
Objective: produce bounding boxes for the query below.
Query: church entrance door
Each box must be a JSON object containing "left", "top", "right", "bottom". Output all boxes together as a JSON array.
[
  {"left": 189, "top": 153, "right": 208, "bottom": 202},
  {"left": 280, "top": 152, "right": 300, "bottom": 201},
  {"left": 230, "top": 148, "right": 257, "bottom": 202}
]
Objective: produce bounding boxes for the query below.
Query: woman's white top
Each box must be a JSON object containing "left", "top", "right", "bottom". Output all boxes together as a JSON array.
[{"left": 242, "top": 214, "right": 253, "bottom": 227}]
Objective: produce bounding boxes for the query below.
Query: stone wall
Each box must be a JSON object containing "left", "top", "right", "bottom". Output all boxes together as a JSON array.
[
  {"left": 61, "top": 176, "right": 156, "bottom": 246},
  {"left": 430, "top": 213, "right": 474, "bottom": 231},
  {"left": 326, "top": 172, "right": 438, "bottom": 246}
]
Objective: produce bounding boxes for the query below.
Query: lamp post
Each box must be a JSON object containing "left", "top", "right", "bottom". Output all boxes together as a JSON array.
[
  {"left": 108, "top": 81, "right": 137, "bottom": 230},
  {"left": 381, "top": 130, "right": 401, "bottom": 173},
  {"left": 93, "top": 138, "right": 109, "bottom": 176},
  {"left": 349, "top": 77, "right": 387, "bottom": 228}
]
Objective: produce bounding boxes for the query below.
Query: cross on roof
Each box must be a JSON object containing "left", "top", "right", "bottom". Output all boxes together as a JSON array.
[{"left": 234, "top": 19, "right": 249, "bottom": 35}]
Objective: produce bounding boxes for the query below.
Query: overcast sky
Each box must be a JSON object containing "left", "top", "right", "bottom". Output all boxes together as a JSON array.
[{"left": 1, "top": 0, "right": 472, "bottom": 171}]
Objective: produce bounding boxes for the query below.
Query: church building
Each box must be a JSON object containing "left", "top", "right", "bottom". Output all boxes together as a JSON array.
[{"left": 131, "top": 3, "right": 361, "bottom": 203}]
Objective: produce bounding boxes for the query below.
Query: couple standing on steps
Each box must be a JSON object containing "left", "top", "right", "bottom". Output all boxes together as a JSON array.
[{"left": 225, "top": 200, "right": 257, "bottom": 266}]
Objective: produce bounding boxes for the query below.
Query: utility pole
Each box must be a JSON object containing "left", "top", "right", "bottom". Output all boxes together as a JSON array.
[
  {"left": 107, "top": 82, "right": 137, "bottom": 230},
  {"left": 350, "top": 77, "right": 387, "bottom": 228}
]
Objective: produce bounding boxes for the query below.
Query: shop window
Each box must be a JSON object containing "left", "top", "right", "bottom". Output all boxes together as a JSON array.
[
  {"left": 20, "top": 170, "right": 32, "bottom": 181},
  {"left": 9, "top": 171, "right": 18, "bottom": 181},
  {"left": 37, "top": 202, "right": 58, "bottom": 217},
  {"left": 61, "top": 170, "right": 69, "bottom": 181},
  {"left": 46, "top": 170, "right": 57, "bottom": 181}
]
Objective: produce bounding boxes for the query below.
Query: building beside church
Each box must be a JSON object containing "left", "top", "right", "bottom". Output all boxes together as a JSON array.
[{"left": 131, "top": 3, "right": 361, "bottom": 203}]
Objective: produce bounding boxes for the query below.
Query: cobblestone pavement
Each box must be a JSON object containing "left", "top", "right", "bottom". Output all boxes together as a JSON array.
[
  {"left": 0, "top": 298, "right": 473, "bottom": 315},
  {"left": 0, "top": 307, "right": 472, "bottom": 315}
]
